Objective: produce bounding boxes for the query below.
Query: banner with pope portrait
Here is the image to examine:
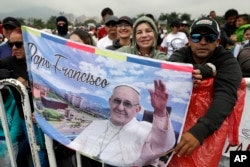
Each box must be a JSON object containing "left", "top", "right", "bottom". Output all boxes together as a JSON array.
[{"left": 22, "top": 26, "right": 194, "bottom": 166}]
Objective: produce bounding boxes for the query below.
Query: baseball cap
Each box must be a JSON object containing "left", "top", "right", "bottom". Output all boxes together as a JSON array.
[
  {"left": 3, "top": 17, "right": 21, "bottom": 28},
  {"left": 105, "top": 16, "right": 118, "bottom": 25},
  {"left": 117, "top": 16, "right": 133, "bottom": 27},
  {"left": 181, "top": 20, "right": 189, "bottom": 26},
  {"left": 190, "top": 17, "right": 220, "bottom": 35}
]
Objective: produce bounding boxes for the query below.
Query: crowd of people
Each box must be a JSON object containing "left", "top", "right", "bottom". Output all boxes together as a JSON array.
[{"left": 0, "top": 6, "right": 249, "bottom": 167}]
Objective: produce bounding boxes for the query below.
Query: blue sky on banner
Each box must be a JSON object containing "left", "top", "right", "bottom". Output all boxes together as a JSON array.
[{"left": 23, "top": 26, "right": 193, "bottom": 123}]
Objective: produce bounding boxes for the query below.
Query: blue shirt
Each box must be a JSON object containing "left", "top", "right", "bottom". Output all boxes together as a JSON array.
[{"left": 0, "top": 42, "right": 12, "bottom": 58}]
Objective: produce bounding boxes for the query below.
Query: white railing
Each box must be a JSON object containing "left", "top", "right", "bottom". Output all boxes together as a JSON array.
[{"left": 0, "top": 79, "right": 41, "bottom": 167}]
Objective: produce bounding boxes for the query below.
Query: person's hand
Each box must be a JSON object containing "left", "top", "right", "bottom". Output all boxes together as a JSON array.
[
  {"left": 17, "top": 76, "right": 27, "bottom": 87},
  {"left": 174, "top": 132, "right": 200, "bottom": 157},
  {"left": 193, "top": 69, "right": 202, "bottom": 88},
  {"left": 148, "top": 80, "right": 168, "bottom": 117},
  {"left": 230, "top": 34, "right": 237, "bottom": 43},
  {"left": 32, "top": 112, "right": 37, "bottom": 123},
  {"left": 194, "top": 63, "right": 216, "bottom": 84}
]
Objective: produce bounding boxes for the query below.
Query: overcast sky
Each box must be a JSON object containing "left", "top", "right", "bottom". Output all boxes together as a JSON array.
[{"left": 1, "top": 0, "right": 249, "bottom": 19}]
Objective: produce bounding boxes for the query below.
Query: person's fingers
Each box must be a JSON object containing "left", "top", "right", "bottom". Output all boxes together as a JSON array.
[
  {"left": 185, "top": 146, "right": 196, "bottom": 156},
  {"left": 194, "top": 79, "right": 201, "bottom": 84},
  {"left": 175, "top": 141, "right": 197, "bottom": 157},
  {"left": 174, "top": 143, "right": 185, "bottom": 157},
  {"left": 193, "top": 74, "right": 202, "bottom": 79},
  {"left": 193, "top": 69, "right": 202, "bottom": 80},
  {"left": 177, "top": 144, "right": 190, "bottom": 157},
  {"left": 154, "top": 80, "right": 159, "bottom": 92},
  {"left": 173, "top": 139, "right": 185, "bottom": 154},
  {"left": 174, "top": 132, "right": 201, "bottom": 157},
  {"left": 193, "top": 79, "right": 201, "bottom": 87},
  {"left": 159, "top": 80, "right": 166, "bottom": 91}
]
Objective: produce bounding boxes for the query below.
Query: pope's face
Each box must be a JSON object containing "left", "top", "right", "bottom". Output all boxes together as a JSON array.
[{"left": 109, "top": 86, "right": 141, "bottom": 126}]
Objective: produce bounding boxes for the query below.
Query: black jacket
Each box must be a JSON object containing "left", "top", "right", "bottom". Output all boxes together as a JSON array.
[
  {"left": 220, "top": 23, "right": 237, "bottom": 48},
  {"left": 0, "top": 56, "right": 33, "bottom": 118},
  {"left": 106, "top": 39, "right": 122, "bottom": 50},
  {"left": 169, "top": 46, "right": 242, "bottom": 143},
  {"left": 237, "top": 46, "right": 250, "bottom": 77}
]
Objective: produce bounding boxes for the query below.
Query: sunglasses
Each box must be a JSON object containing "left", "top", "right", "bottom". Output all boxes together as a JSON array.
[
  {"left": 190, "top": 33, "right": 218, "bottom": 43},
  {"left": 8, "top": 41, "right": 23, "bottom": 48},
  {"left": 111, "top": 98, "right": 139, "bottom": 109}
]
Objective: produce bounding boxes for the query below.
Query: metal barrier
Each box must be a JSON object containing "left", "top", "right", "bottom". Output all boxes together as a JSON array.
[
  {"left": 0, "top": 79, "right": 41, "bottom": 167},
  {"left": 0, "top": 78, "right": 103, "bottom": 167},
  {"left": 1, "top": 78, "right": 250, "bottom": 167}
]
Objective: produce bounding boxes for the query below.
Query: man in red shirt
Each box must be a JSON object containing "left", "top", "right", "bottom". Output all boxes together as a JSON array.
[{"left": 97, "top": 7, "right": 114, "bottom": 40}]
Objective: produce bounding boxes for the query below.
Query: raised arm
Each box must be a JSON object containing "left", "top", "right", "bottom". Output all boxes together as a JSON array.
[{"left": 136, "top": 80, "right": 175, "bottom": 165}]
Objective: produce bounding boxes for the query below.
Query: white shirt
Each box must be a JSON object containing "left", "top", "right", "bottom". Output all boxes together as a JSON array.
[
  {"left": 161, "top": 32, "right": 188, "bottom": 59},
  {"left": 96, "top": 35, "right": 113, "bottom": 49},
  {"left": 69, "top": 116, "right": 175, "bottom": 166}
]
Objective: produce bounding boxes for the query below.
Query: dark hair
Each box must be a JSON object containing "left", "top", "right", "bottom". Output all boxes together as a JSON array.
[
  {"left": 101, "top": 7, "right": 113, "bottom": 17},
  {"left": 243, "top": 27, "right": 250, "bottom": 35},
  {"left": 10, "top": 27, "right": 22, "bottom": 35},
  {"left": 170, "top": 20, "right": 181, "bottom": 28},
  {"left": 237, "top": 14, "right": 250, "bottom": 23},
  {"left": 224, "top": 9, "right": 238, "bottom": 20},
  {"left": 145, "top": 14, "right": 155, "bottom": 21},
  {"left": 210, "top": 10, "right": 216, "bottom": 15},
  {"left": 70, "top": 29, "right": 94, "bottom": 46}
]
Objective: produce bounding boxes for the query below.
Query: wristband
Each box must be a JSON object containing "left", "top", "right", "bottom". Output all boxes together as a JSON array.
[{"left": 205, "top": 63, "right": 216, "bottom": 75}]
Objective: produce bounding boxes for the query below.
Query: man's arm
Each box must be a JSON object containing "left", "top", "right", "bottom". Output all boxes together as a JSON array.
[
  {"left": 190, "top": 58, "right": 242, "bottom": 142},
  {"left": 174, "top": 53, "right": 242, "bottom": 157},
  {"left": 169, "top": 48, "right": 215, "bottom": 87}
]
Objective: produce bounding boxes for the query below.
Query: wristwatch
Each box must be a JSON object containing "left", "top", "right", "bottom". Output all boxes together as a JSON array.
[{"left": 205, "top": 63, "right": 216, "bottom": 76}]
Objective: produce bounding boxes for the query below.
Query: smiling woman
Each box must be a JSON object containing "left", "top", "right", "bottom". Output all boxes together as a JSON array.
[{"left": 117, "top": 15, "right": 167, "bottom": 60}]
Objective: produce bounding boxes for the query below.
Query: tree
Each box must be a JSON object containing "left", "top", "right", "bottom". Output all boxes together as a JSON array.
[
  {"left": 167, "top": 12, "right": 180, "bottom": 25},
  {"left": 84, "top": 19, "right": 97, "bottom": 27},
  {"left": 32, "top": 19, "right": 46, "bottom": 29},
  {"left": 16, "top": 17, "right": 26, "bottom": 26},
  {"left": 180, "top": 13, "right": 191, "bottom": 22},
  {"left": 159, "top": 13, "right": 168, "bottom": 21},
  {"left": 46, "top": 16, "right": 57, "bottom": 30}
]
